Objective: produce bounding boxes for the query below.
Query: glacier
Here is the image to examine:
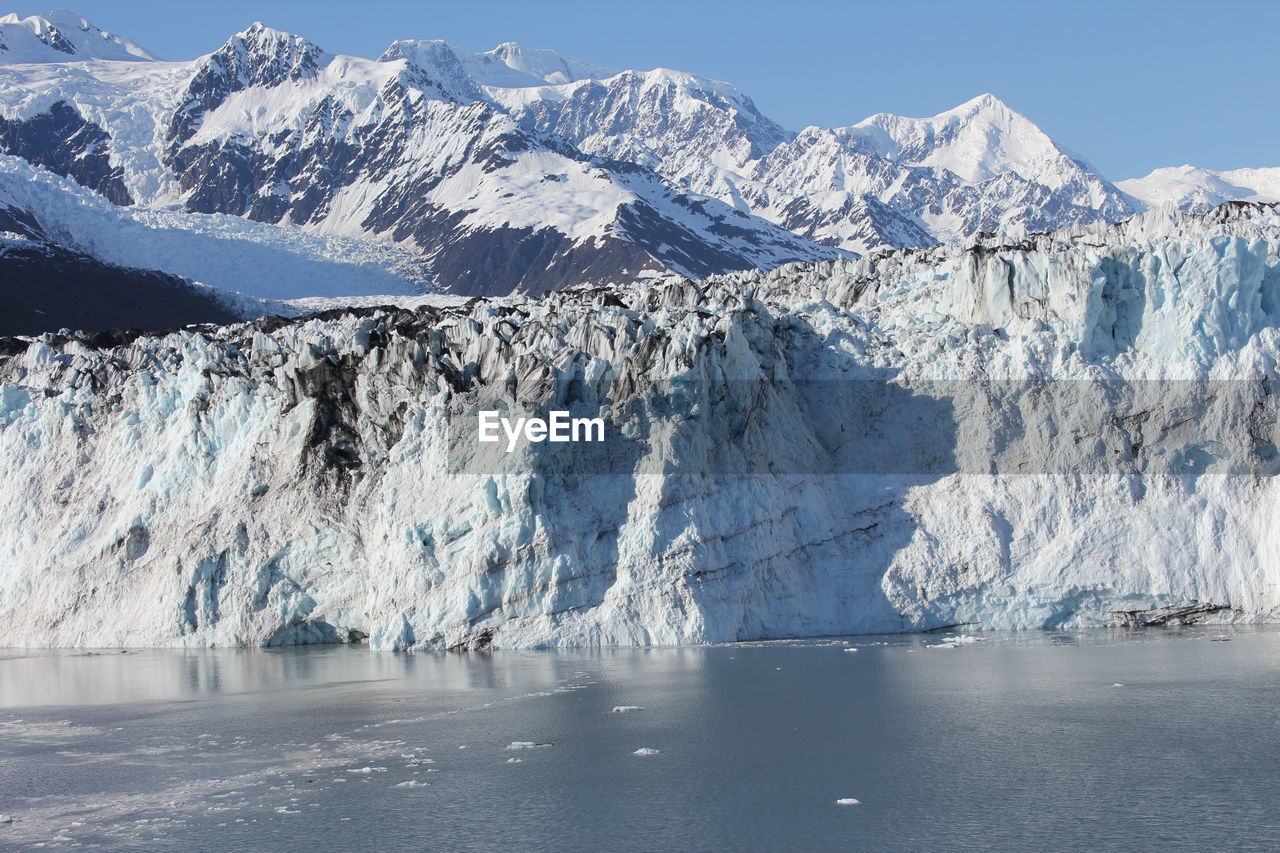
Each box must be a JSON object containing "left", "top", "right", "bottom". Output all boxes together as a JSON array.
[
  {"left": 0, "top": 153, "right": 437, "bottom": 307},
  {"left": 1, "top": 203, "right": 1279, "bottom": 649}
]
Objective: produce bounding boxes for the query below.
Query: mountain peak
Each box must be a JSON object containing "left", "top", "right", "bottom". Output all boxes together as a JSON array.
[
  {"left": 949, "top": 92, "right": 1011, "bottom": 114},
  {"left": 476, "top": 40, "right": 614, "bottom": 85},
  {"left": 0, "top": 9, "right": 158, "bottom": 63},
  {"left": 847, "top": 93, "right": 1072, "bottom": 185},
  {"left": 211, "top": 21, "right": 331, "bottom": 78},
  {"left": 381, "top": 37, "right": 613, "bottom": 90},
  {"left": 230, "top": 21, "right": 325, "bottom": 53}
]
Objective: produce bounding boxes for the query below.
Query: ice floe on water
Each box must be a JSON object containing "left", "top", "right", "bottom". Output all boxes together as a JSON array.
[
  {"left": 610, "top": 706, "right": 644, "bottom": 713},
  {"left": 632, "top": 748, "right": 660, "bottom": 756},
  {"left": 506, "top": 758, "right": 523, "bottom": 764},
  {"left": 346, "top": 767, "right": 388, "bottom": 774},
  {"left": 394, "top": 780, "right": 428, "bottom": 788},
  {"left": 928, "top": 635, "right": 986, "bottom": 649},
  {"left": 506, "top": 741, "right": 554, "bottom": 750},
  {"left": 835, "top": 798, "right": 861, "bottom": 806}
]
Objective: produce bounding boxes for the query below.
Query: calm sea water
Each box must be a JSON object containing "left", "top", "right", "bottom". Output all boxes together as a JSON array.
[{"left": 2, "top": 629, "right": 1278, "bottom": 851}]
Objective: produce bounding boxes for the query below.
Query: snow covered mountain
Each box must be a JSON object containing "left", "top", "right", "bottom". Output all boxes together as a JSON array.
[
  {"left": 502, "top": 76, "right": 1141, "bottom": 251},
  {"left": 1119, "top": 165, "right": 1280, "bottom": 213},
  {"left": 506, "top": 85, "right": 1142, "bottom": 254},
  {"left": 746, "top": 95, "right": 1141, "bottom": 252},
  {"left": 0, "top": 10, "right": 156, "bottom": 63},
  {"left": 0, "top": 8, "right": 1226, "bottom": 310},
  {"left": 0, "top": 9, "right": 1275, "bottom": 320},
  {"left": 0, "top": 18, "right": 838, "bottom": 299},
  {"left": 2, "top": 202, "right": 1278, "bottom": 648}
]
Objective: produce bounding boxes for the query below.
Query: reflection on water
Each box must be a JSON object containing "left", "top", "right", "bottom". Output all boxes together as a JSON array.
[
  {"left": 1, "top": 629, "right": 1279, "bottom": 851},
  {"left": 0, "top": 645, "right": 586, "bottom": 707}
]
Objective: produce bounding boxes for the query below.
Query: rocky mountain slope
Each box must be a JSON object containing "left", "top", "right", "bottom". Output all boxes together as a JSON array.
[{"left": 2, "top": 202, "right": 1277, "bottom": 648}]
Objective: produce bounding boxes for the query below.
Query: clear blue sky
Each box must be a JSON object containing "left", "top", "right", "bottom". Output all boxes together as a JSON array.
[{"left": 22, "top": 0, "right": 1279, "bottom": 179}]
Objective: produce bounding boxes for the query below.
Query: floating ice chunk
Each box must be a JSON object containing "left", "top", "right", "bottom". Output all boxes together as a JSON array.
[
  {"left": 610, "top": 706, "right": 644, "bottom": 713},
  {"left": 395, "top": 780, "right": 428, "bottom": 788},
  {"left": 1112, "top": 683, "right": 1124, "bottom": 687},
  {"left": 506, "top": 758, "right": 523, "bottom": 764},
  {"left": 931, "top": 635, "right": 983, "bottom": 649},
  {"left": 507, "top": 741, "right": 554, "bottom": 749},
  {"left": 0, "top": 815, "right": 12, "bottom": 823},
  {"left": 835, "top": 798, "right": 861, "bottom": 806},
  {"left": 842, "top": 648, "right": 859, "bottom": 653},
  {"left": 346, "top": 767, "right": 388, "bottom": 774},
  {"left": 633, "top": 747, "right": 660, "bottom": 755}
]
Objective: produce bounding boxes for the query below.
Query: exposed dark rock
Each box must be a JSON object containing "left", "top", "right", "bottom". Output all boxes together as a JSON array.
[
  {"left": 0, "top": 101, "right": 133, "bottom": 204},
  {"left": 1111, "top": 603, "right": 1230, "bottom": 628},
  {"left": 0, "top": 244, "right": 239, "bottom": 336}
]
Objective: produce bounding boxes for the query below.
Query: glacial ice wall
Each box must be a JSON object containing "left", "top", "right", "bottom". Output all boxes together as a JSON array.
[{"left": 2, "top": 203, "right": 1279, "bottom": 649}]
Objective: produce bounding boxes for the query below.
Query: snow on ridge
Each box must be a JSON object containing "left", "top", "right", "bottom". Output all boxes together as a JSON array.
[
  {"left": 846, "top": 93, "right": 1090, "bottom": 188},
  {"left": 1119, "top": 165, "right": 1280, "bottom": 213},
  {"left": 381, "top": 39, "right": 610, "bottom": 89},
  {"left": 0, "top": 10, "right": 158, "bottom": 64}
]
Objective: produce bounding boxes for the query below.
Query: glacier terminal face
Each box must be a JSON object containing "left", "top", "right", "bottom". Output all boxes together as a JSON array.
[{"left": 2, "top": 204, "right": 1280, "bottom": 649}]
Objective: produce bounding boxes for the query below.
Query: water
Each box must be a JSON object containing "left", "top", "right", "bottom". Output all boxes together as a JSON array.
[{"left": 2, "top": 628, "right": 1279, "bottom": 851}]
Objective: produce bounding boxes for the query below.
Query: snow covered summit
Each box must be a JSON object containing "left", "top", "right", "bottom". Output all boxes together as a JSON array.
[
  {"left": 0, "top": 10, "right": 157, "bottom": 63},
  {"left": 381, "top": 38, "right": 616, "bottom": 88},
  {"left": 1119, "top": 164, "right": 1280, "bottom": 213}
]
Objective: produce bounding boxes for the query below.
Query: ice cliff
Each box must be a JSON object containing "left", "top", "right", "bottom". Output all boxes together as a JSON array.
[{"left": 2, "top": 203, "right": 1279, "bottom": 649}]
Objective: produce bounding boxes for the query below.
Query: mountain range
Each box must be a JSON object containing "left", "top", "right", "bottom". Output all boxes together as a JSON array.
[{"left": 1, "top": 10, "right": 1277, "bottom": 331}]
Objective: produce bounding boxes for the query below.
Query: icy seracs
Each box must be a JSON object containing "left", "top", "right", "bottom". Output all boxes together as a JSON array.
[{"left": 1, "top": 203, "right": 1279, "bottom": 649}]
